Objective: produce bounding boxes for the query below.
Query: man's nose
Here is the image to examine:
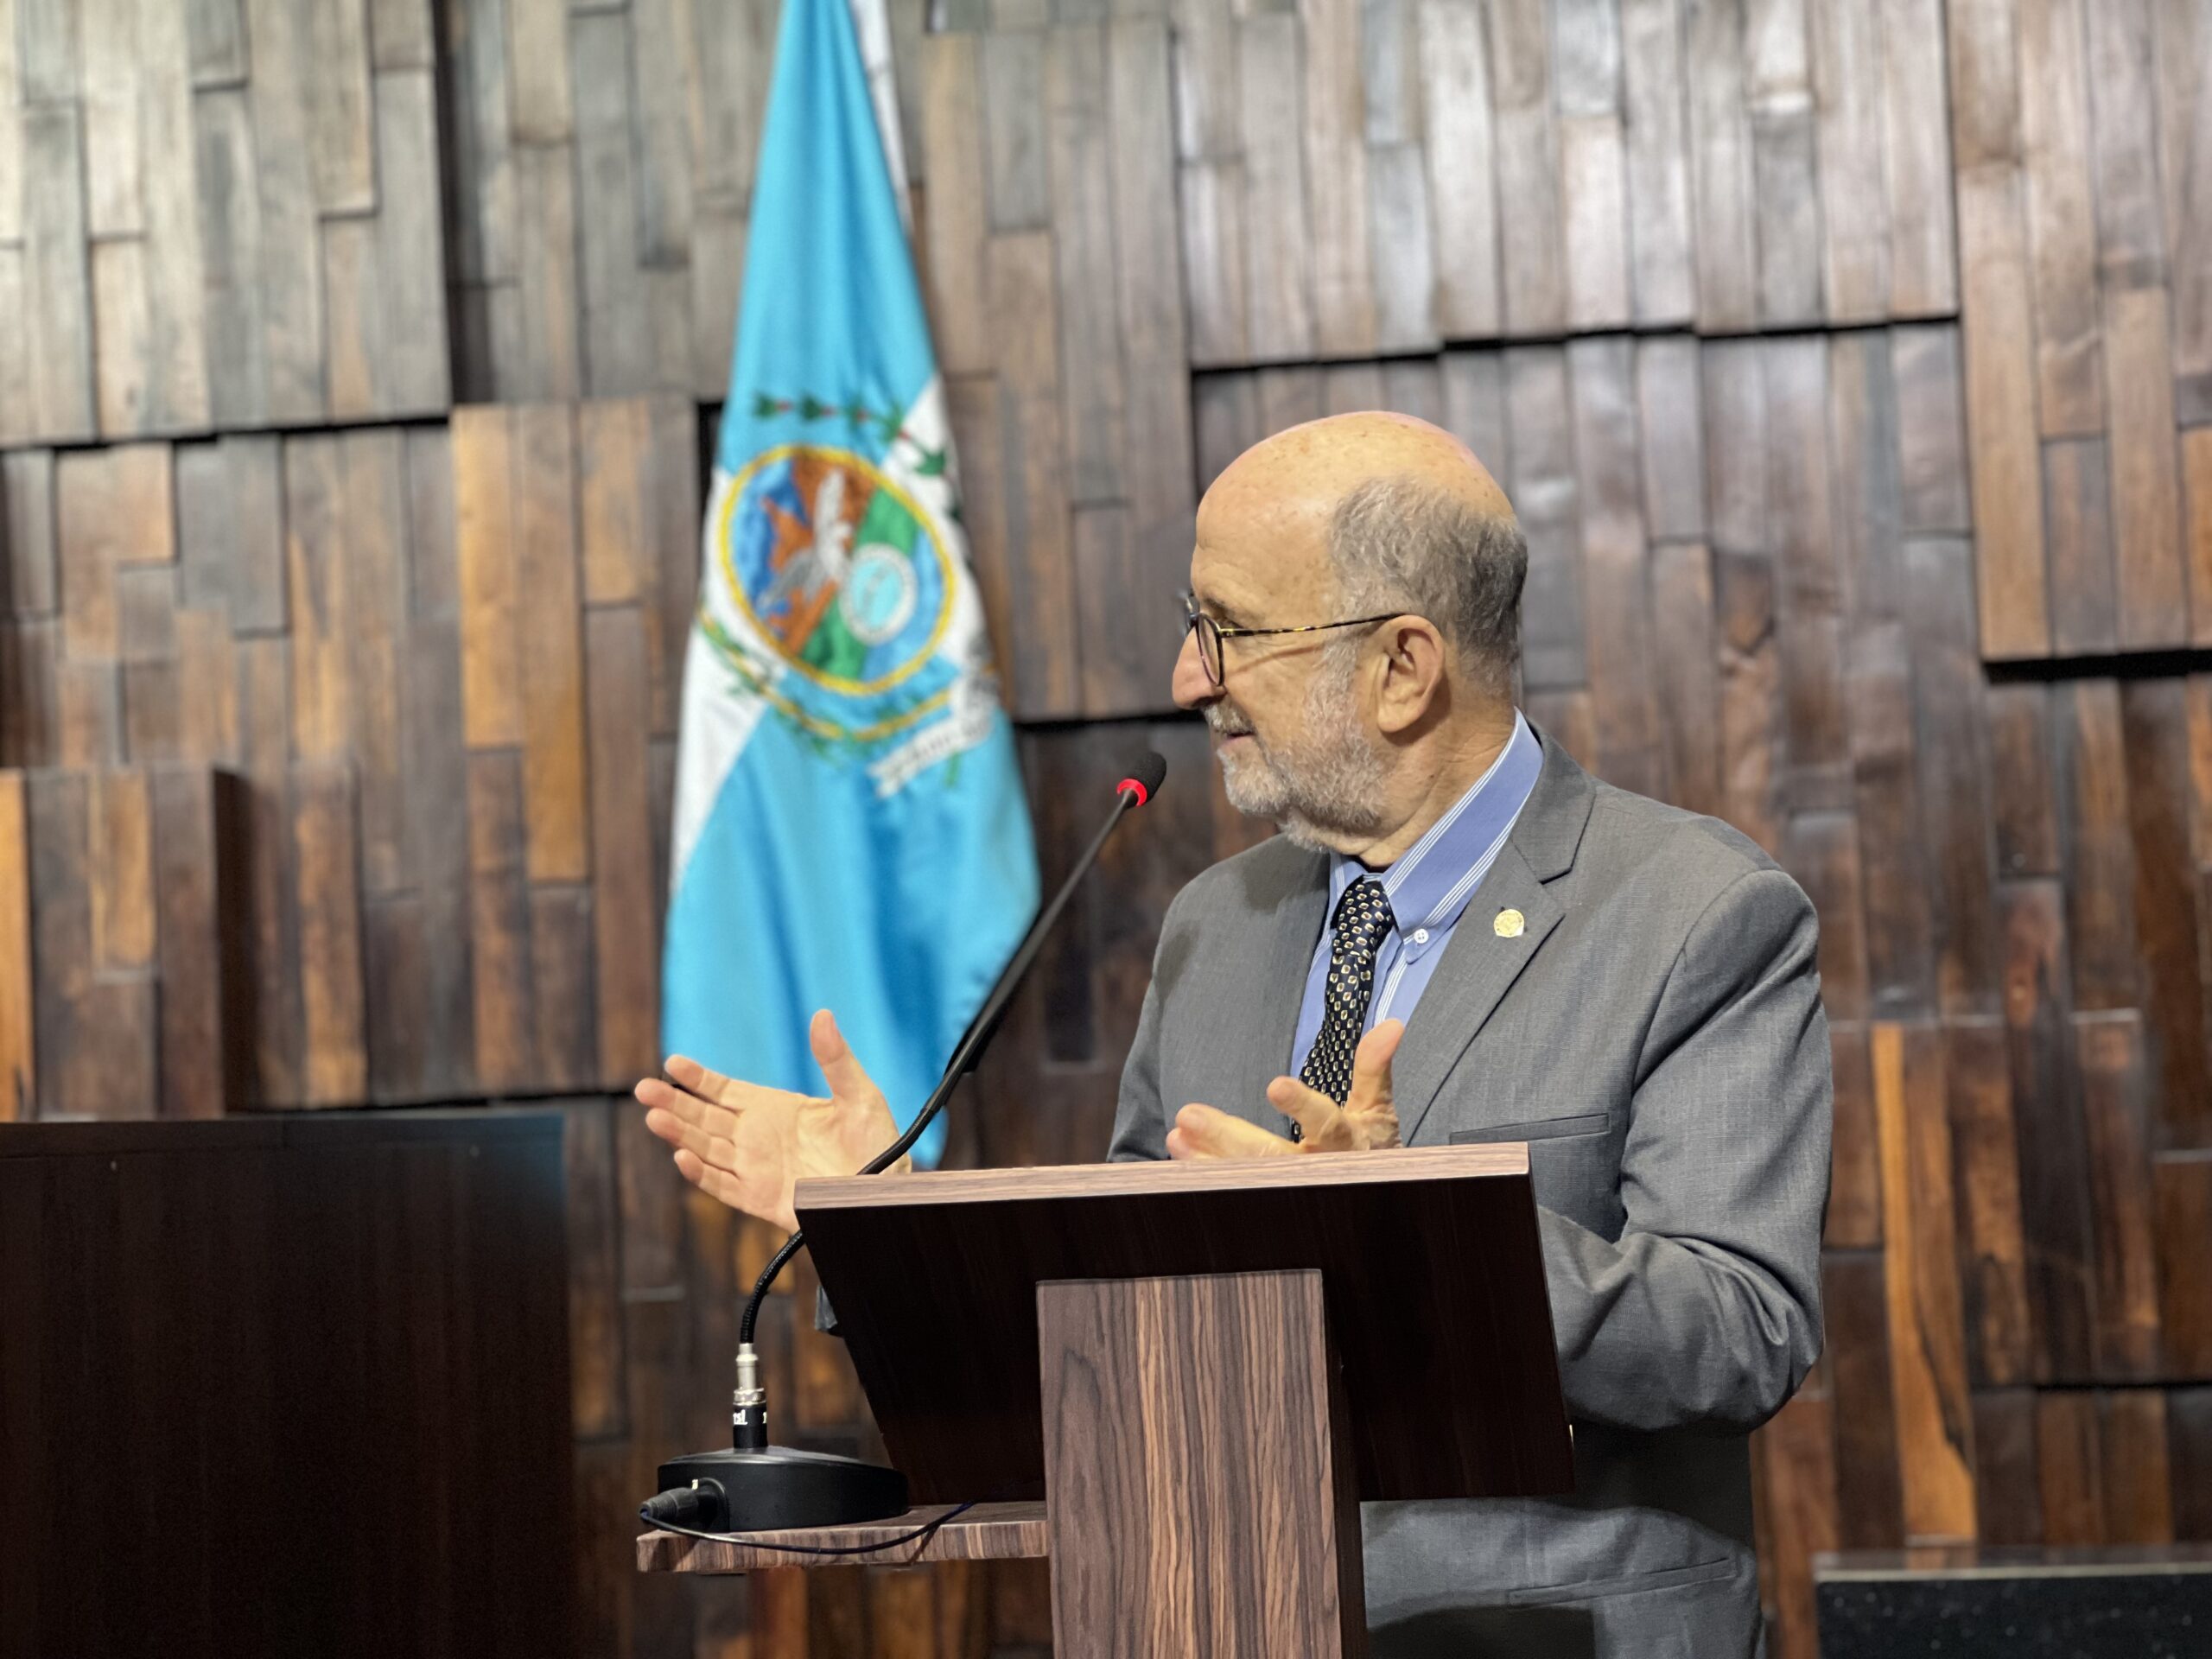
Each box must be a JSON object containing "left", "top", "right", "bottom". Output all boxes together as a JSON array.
[{"left": 1171, "top": 628, "right": 1217, "bottom": 711}]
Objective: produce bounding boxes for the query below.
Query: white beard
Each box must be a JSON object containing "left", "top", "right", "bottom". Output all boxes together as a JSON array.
[{"left": 1211, "top": 658, "right": 1388, "bottom": 849}]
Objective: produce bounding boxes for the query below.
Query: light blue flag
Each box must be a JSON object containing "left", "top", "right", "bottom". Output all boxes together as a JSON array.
[{"left": 663, "top": 0, "right": 1039, "bottom": 1168}]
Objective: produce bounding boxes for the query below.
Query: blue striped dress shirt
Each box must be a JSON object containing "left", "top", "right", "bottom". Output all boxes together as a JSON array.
[{"left": 1288, "top": 711, "right": 1545, "bottom": 1080}]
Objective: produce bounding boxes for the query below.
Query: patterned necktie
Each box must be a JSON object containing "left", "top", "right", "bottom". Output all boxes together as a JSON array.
[{"left": 1294, "top": 877, "right": 1396, "bottom": 1139}]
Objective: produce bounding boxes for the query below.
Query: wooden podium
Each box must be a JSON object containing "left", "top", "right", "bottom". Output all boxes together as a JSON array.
[{"left": 637, "top": 1144, "right": 1573, "bottom": 1657}]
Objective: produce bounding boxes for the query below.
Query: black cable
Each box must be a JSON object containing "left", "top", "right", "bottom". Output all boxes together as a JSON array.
[
  {"left": 738, "top": 1230, "right": 805, "bottom": 1347},
  {"left": 638, "top": 1499, "right": 981, "bottom": 1561},
  {"left": 733, "top": 778, "right": 1152, "bottom": 1352}
]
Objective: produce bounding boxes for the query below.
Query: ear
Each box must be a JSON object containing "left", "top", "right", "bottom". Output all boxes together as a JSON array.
[{"left": 1370, "top": 616, "right": 1451, "bottom": 735}]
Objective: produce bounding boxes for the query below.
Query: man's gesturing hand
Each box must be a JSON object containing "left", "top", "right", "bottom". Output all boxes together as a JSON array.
[
  {"left": 1166, "top": 1020, "right": 1406, "bottom": 1160},
  {"left": 634, "top": 1009, "right": 904, "bottom": 1232}
]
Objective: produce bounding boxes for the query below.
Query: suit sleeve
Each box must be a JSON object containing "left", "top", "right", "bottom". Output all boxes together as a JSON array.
[
  {"left": 1538, "top": 865, "right": 1831, "bottom": 1433},
  {"left": 1107, "top": 901, "right": 1178, "bottom": 1163}
]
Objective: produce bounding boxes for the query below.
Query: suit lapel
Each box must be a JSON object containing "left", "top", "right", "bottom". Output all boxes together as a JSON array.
[
  {"left": 1393, "top": 841, "right": 1562, "bottom": 1145},
  {"left": 1393, "top": 731, "right": 1596, "bottom": 1146}
]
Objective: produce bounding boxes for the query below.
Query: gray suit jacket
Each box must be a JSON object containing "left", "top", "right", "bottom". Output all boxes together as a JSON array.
[{"left": 1108, "top": 734, "right": 1831, "bottom": 1659}]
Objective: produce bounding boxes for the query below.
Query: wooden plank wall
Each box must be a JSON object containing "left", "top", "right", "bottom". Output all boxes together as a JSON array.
[
  {"left": 0, "top": 762, "right": 245, "bottom": 1120},
  {"left": 3, "top": 2, "right": 2212, "bottom": 1657},
  {"left": 0, "top": 401, "right": 697, "bottom": 1109},
  {"left": 0, "top": 0, "right": 450, "bottom": 445},
  {"left": 1950, "top": 0, "right": 2212, "bottom": 659}
]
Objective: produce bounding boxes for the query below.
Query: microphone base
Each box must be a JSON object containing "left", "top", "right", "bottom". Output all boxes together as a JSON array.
[{"left": 651, "top": 1445, "right": 910, "bottom": 1534}]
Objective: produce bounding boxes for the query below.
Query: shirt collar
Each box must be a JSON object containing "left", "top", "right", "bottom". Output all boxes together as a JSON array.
[{"left": 1328, "top": 711, "right": 1544, "bottom": 937}]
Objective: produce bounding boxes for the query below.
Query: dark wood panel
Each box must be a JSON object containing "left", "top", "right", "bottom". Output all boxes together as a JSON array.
[
  {"left": 1904, "top": 540, "right": 2001, "bottom": 1017},
  {"left": 2078, "top": 1014, "right": 2164, "bottom": 1379},
  {"left": 1823, "top": 1249, "right": 1904, "bottom": 1548},
  {"left": 2173, "top": 1389, "right": 2212, "bottom": 1541},
  {"left": 2037, "top": 1389, "right": 2106, "bottom": 1545},
  {"left": 2098, "top": 1389, "right": 2176, "bottom": 1544},
  {"left": 1973, "top": 1389, "right": 2044, "bottom": 1548},
  {"left": 1569, "top": 338, "right": 1662, "bottom": 798},
  {"left": 2056, "top": 681, "right": 2141, "bottom": 1011},
  {"left": 2044, "top": 438, "right": 2119, "bottom": 656},
  {"left": 2152, "top": 1156, "right": 2212, "bottom": 1376},
  {"left": 1948, "top": 1019, "right": 2032, "bottom": 1387},
  {"left": 0, "top": 1114, "right": 571, "bottom": 1659},
  {"left": 1999, "top": 880, "right": 2100, "bottom": 1379},
  {"left": 2118, "top": 681, "right": 2212, "bottom": 1147},
  {"left": 1849, "top": 625, "right": 1935, "bottom": 1014},
  {"left": 802, "top": 1147, "right": 1568, "bottom": 1505}
]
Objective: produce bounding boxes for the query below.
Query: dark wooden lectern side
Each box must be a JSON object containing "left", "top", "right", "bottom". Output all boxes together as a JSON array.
[{"left": 640, "top": 1146, "right": 1573, "bottom": 1658}]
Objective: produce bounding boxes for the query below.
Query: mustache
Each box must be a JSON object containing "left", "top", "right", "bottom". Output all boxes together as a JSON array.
[{"left": 1205, "top": 707, "right": 1254, "bottom": 738}]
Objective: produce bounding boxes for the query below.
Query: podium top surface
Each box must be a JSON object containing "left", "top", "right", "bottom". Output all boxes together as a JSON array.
[
  {"left": 796, "top": 1143, "right": 1573, "bottom": 1505},
  {"left": 639, "top": 1502, "right": 1049, "bottom": 1574}
]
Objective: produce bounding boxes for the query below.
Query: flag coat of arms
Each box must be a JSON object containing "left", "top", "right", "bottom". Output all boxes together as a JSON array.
[{"left": 664, "top": 0, "right": 1039, "bottom": 1166}]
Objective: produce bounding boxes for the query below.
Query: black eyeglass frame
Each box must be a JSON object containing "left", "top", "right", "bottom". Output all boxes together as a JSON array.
[{"left": 1178, "top": 590, "right": 1406, "bottom": 689}]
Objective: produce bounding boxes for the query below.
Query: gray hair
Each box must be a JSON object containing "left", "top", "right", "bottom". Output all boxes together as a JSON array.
[{"left": 1324, "top": 474, "right": 1529, "bottom": 693}]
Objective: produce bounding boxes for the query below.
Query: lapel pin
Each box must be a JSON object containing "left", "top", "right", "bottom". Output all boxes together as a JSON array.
[{"left": 1494, "top": 908, "right": 1525, "bottom": 939}]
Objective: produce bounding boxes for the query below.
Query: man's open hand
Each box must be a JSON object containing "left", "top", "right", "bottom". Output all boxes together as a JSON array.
[
  {"left": 633, "top": 1009, "right": 904, "bottom": 1231},
  {"left": 1166, "top": 1020, "right": 1406, "bottom": 1160}
]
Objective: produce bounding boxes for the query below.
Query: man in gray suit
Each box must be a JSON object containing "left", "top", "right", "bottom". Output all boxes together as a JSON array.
[{"left": 639, "top": 413, "right": 1832, "bottom": 1658}]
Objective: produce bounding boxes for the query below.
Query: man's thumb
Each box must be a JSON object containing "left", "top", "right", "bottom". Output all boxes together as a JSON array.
[
  {"left": 1351, "top": 1020, "right": 1405, "bottom": 1104},
  {"left": 809, "top": 1009, "right": 880, "bottom": 1104}
]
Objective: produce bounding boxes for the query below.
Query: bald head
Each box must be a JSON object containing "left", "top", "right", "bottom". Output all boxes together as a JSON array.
[
  {"left": 1194, "top": 410, "right": 1528, "bottom": 696},
  {"left": 1206, "top": 410, "right": 1514, "bottom": 526}
]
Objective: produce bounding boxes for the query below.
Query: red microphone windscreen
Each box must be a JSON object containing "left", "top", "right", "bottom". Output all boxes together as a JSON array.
[{"left": 1116, "top": 751, "right": 1167, "bottom": 807}]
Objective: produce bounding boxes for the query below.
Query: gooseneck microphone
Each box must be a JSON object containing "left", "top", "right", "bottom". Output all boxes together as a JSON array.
[{"left": 644, "top": 753, "right": 1168, "bottom": 1537}]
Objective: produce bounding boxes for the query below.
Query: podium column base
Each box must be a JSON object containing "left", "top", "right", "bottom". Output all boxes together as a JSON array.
[{"left": 1036, "top": 1268, "right": 1367, "bottom": 1659}]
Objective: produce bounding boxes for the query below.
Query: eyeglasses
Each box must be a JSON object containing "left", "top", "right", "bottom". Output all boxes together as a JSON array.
[{"left": 1179, "top": 591, "right": 1404, "bottom": 689}]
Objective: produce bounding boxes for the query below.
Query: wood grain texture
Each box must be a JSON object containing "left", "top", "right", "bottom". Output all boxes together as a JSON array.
[
  {"left": 1420, "top": 0, "right": 1501, "bottom": 338},
  {"left": 1946, "top": 1019, "right": 2031, "bottom": 1386},
  {"left": 2078, "top": 1013, "right": 2164, "bottom": 1379},
  {"left": 0, "top": 774, "right": 35, "bottom": 1121},
  {"left": 1039, "top": 1272, "right": 1366, "bottom": 1658},
  {"left": 1487, "top": 0, "right": 1565, "bottom": 335},
  {"left": 1904, "top": 540, "right": 2000, "bottom": 1017},
  {"left": 798, "top": 1146, "right": 1571, "bottom": 1506},
  {"left": 512, "top": 404, "right": 590, "bottom": 884},
  {"left": 1759, "top": 1384, "right": 1837, "bottom": 1659},
  {"left": 1571, "top": 338, "right": 1662, "bottom": 797},
  {"left": 0, "top": 0, "right": 445, "bottom": 442},
  {"left": 1823, "top": 1250, "right": 1904, "bottom": 1548},
  {"left": 1881, "top": 0, "right": 1957, "bottom": 316},
  {"left": 1622, "top": 0, "right": 1695, "bottom": 326},
  {"left": 2152, "top": 1154, "right": 2212, "bottom": 1375},
  {"left": 2103, "top": 286, "right": 2186, "bottom": 649},
  {"left": 2000, "top": 879, "right": 2100, "bottom": 1379},
  {"left": 1872, "top": 1021, "right": 1978, "bottom": 1543},
  {"left": 2044, "top": 437, "right": 2119, "bottom": 655},
  {"left": 2188, "top": 429, "right": 2212, "bottom": 648},
  {"left": 293, "top": 762, "right": 366, "bottom": 1105},
  {"left": 640, "top": 1503, "right": 1049, "bottom": 1573},
  {"left": 2117, "top": 680, "right": 2211, "bottom": 1148},
  {"left": 2054, "top": 681, "right": 2139, "bottom": 1011},
  {"left": 1507, "top": 346, "right": 1585, "bottom": 692},
  {"left": 1958, "top": 166, "right": 2051, "bottom": 658},
  {"left": 0, "top": 1113, "right": 572, "bottom": 1658},
  {"left": 2018, "top": 0, "right": 2105, "bottom": 439},
  {"left": 585, "top": 606, "right": 657, "bottom": 1090}
]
